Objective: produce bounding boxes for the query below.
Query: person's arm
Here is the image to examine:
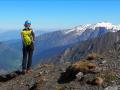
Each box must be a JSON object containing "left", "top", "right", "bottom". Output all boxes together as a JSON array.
[
  {"left": 31, "top": 30, "right": 35, "bottom": 41},
  {"left": 21, "top": 30, "right": 24, "bottom": 46},
  {"left": 21, "top": 31, "right": 23, "bottom": 41}
]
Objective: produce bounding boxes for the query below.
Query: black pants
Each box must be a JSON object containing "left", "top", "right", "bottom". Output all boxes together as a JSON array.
[{"left": 22, "top": 45, "right": 34, "bottom": 70}]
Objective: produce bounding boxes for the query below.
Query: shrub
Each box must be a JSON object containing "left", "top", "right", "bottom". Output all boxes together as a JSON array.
[
  {"left": 55, "top": 84, "right": 67, "bottom": 90},
  {"left": 94, "top": 77, "right": 104, "bottom": 86},
  {"left": 96, "top": 70, "right": 118, "bottom": 83},
  {"left": 87, "top": 52, "right": 97, "bottom": 60},
  {"left": 70, "top": 60, "right": 97, "bottom": 73}
]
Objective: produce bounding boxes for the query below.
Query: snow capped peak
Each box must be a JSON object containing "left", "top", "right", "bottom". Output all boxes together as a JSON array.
[
  {"left": 63, "top": 22, "right": 120, "bottom": 35},
  {"left": 88, "top": 22, "right": 114, "bottom": 30},
  {"left": 75, "top": 24, "right": 91, "bottom": 30},
  {"left": 96, "top": 22, "right": 112, "bottom": 26},
  {"left": 96, "top": 22, "right": 113, "bottom": 28},
  {"left": 95, "top": 22, "right": 113, "bottom": 29},
  {"left": 64, "top": 24, "right": 91, "bottom": 34}
]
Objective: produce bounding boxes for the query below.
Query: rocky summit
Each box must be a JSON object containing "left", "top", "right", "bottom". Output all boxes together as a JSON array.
[{"left": 0, "top": 52, "right": 120, "bottom": 90}]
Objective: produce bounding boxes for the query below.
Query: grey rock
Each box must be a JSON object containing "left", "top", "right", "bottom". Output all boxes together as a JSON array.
[
  {"left": 104, "top": 86, "right": 120, "bottom": 90},
  {"left": 76, "top": 72, "right": 84, "bottom": 80},
  {"left": 91, "top": 67, "right": 102, "bottom": 73},
  {"left": 100, "top": 60, "right": 107, "bottom": 64}
]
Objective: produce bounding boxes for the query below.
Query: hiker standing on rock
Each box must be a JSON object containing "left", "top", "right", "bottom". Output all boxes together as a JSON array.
[{"left": 21, "top": 20, "right": 35, "bottom": 74}]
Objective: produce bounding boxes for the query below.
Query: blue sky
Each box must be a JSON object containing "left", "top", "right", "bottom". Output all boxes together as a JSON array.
[{"left": 0, "top": 0, "right": 120, "bottom": 31}]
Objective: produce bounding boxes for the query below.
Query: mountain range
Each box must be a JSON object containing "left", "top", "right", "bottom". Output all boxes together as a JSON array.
[
  {"left": 1, "top": 22, "right": 120, "bottom": 73},
  {"left": 60, "top": 31, "right": 120, "bottom": 63},
  {"left": 1, "top": 30, "right": 120, "bottom": 90},
  {"left": 34, "top": 22, "right": 120, "bottom": 61}
]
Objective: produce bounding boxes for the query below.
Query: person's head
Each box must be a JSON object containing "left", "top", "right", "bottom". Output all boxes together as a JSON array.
[{"left": 24, "top": 20, "right": 31, "bottom": 28}]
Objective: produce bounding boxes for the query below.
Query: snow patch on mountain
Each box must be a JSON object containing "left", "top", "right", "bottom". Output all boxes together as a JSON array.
[
  {"left": 64, "top": 24, "right": 91, "bottom": 35},
  {"left": 64, "top": 22, "right": 120, "bottom": 35},
  {"left": 92, "top": 22, "right": 113, "bottom": 29}
]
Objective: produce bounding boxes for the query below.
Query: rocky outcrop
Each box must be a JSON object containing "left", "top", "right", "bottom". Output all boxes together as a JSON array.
[
  {"left": 60, "top": 31, "right": 120, "bottom": 63},
  {"left": 0, "top": 52, "right": 120, "bottom": 90}
]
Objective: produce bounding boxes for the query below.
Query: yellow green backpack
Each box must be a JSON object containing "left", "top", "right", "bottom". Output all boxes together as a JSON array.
[{"left": 21, "top": 30, "right": 32, "bottom": 46}]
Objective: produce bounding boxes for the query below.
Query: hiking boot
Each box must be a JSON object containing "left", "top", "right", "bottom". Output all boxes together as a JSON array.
[
  {"left": 22, "top": 69, "right": 27, "bottom": 74},
  {"left": 27, "top": 68, "right": 33, "bottom": 73}
]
